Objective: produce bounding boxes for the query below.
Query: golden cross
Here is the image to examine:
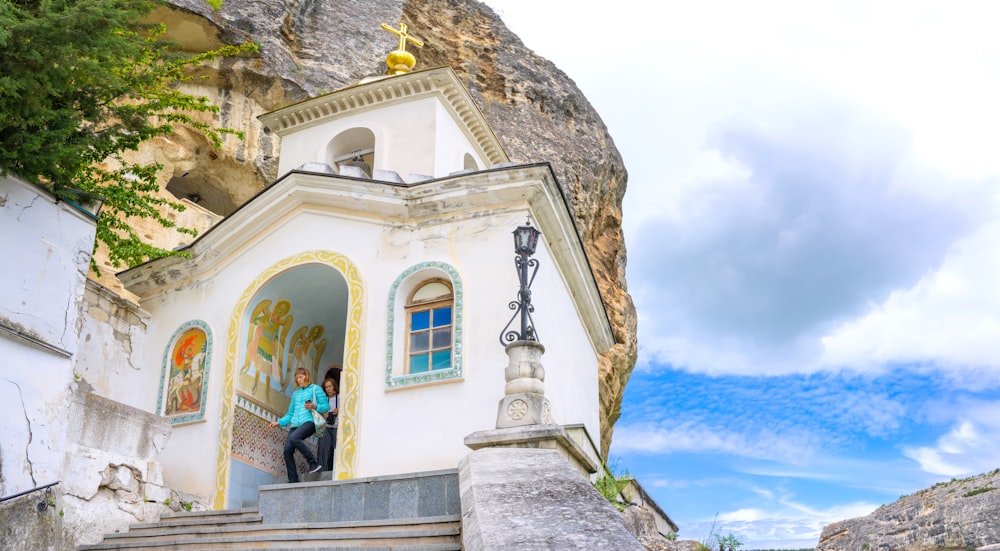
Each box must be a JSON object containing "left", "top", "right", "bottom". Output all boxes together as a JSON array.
[{"left": 380, "top": 22, "right": 424, "bottom": 52}]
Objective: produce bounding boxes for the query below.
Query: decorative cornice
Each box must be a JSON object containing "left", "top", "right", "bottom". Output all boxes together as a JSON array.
[
  {"left": 258, "top": 66, "right": 509, "bottom": 167},
  {"left": 120, "top": 164, "right": 614, "bottom": 353}
]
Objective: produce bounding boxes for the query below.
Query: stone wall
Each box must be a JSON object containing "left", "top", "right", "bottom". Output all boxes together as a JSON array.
[
  {"left": 817, "top": 469, "right": 1000, "bottom": 551},
  {"left": 74, "top": 280, "right": 151, "bottom": 410},
  {"left": 459, "top": 447, "right": 644, "bottom": 550},
  {"left": 1, "top": 387, "right": 210, "bottom": 551},
  {"left": 0, "top": 490, "right": 65, "bottom": 551},
  {"left": 58, "top": 390, "right": 209, "bottom": 549}
]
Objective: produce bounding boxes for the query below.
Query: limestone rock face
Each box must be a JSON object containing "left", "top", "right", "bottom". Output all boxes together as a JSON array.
[
  {"left": 816, "top": 469, "right": 1000, "bottom": 551},
  {"left": 106, "top": 0, "right": 637, "bottom": 455},
  {"left": 622, "top": 505, "right": 675, "bottom": 551}
]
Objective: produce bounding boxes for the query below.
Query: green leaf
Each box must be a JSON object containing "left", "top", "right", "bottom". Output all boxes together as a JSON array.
[{"left": 0, "top": 0, "right": 256, "bottom": 270}]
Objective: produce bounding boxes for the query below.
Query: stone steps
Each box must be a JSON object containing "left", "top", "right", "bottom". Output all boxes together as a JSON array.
[
  {"left": 131, "top": 507, "right": 264, "bottom": 530},
  {"left": 79, "top": 470, "right": 464, "bottom": 551},
  {"left": 78, "top": 510, "right": 461, "bottom": 550}
]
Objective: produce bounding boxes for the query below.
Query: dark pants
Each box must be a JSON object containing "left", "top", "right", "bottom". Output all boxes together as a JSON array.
[
  {"left": 317, "top": 425, "right": 338, "bottom": 471},
  {"left": 283, "top": 422, "right": 318, "bottom": 483}
]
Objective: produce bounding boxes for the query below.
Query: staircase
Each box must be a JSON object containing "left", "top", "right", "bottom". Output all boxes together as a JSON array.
[{"left": 80, "top": 470, "right": 462, "bottom": 550}]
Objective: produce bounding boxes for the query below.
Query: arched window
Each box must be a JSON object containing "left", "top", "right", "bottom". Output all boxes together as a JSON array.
[
  {"left": 463, "top": 153, "right": 479, "bottom": 172},
  {"left": 327, "top": 127, "right": 376, "bottom": 177},
  {"left": 385, "top": 262, "right": 463, "bottom": 389},
  {"left": 405, "top": 280, "right": 453, "bottom": 373}
]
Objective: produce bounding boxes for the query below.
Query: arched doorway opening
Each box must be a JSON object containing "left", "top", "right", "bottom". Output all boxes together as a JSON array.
[
  {"left": 221, "top": 259, "right": 359, "bottom": 508},
  {"left": 237, "top": 263, "right": 348, "bottom": 407}
]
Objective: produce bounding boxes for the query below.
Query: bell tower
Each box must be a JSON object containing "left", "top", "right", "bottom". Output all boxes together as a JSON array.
[{"left": 259, "top": 23, "right": 509, "bottom": 182}]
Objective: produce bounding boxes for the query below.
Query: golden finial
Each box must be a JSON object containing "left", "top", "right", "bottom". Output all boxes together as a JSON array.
[{"left": 380, "top": 22, "right": 424, "bottom": 75}]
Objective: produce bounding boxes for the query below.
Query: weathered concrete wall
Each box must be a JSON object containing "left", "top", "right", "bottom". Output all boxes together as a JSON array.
[
  {"left": 74, "top": 281, "right": 151, "bottom": 410},
  {"left": 58, "top": 390, "right": 209, "bottom": 549},
  {"left": 0, "top": 176, "right": 94, "bottom": 354},
  {"left": 1, "top": 175, "right": 93, "bottom": 511},
  {"left": 0, "top": 491, "right": 65, "bottom": 551},
  {"left": 1, "top": 177, "right": 207, "bottom": 550},
  {"left": 0, "top": 385, "right": 210, "bottom": 551}
]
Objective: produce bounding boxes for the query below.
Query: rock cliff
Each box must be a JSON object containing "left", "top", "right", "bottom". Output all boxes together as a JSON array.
[
  {"left": 816, "top": 469, "right": 1000, "bottom": 551},
  {"left": 98, "top": 0, "right": 636, "bottom": 456}
]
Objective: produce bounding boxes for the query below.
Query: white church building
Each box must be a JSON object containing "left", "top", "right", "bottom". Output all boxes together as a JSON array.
[{"left": 1, "top": 33, "right": 615, "bottom": 520}]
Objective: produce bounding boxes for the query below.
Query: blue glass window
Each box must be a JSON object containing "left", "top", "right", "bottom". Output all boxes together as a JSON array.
[
  {"left": 433, "top": 307, "right": 451, "bottom": 327},
  {"left": 411, "top": 310, "right": 430, "bottom": 331},
  {"left": 405, "top": 281, "right": 454, "bottom": 374},
  {"left": 431, "top": 349, "right": 452, "bottom": 371},
  {"left": 409, "top": 354, "right": 430, "bottom": 373}
]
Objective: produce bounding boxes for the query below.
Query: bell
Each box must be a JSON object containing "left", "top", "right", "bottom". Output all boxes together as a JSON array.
[{"left": 341, "top": 159, "right": 372, "bottom": 178}]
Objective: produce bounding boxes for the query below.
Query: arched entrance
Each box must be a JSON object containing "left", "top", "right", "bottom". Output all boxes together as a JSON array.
[{"left": 214, "top": 251, "right": 365, "bottom": 509}]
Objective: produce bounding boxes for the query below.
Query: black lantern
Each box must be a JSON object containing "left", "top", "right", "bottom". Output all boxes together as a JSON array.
[
  {"left": 500, "top": 220, "right": 542, "bottom": 345},
  {"left": 513, "top": 222, "right": 541, "bottom": 256}
]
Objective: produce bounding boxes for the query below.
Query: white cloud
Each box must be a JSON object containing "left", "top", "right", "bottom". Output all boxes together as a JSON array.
[
  {"left": 903, "top": 402, "right": 1000, "bottom": 476},
  {"left": 684, "top": 499, "right": 879, "bottom": 549},
  {"left": 718, "top": 508, "right": 765, "bottom": 522},
  {"left": 628, "top": 98, "right": 994, "bottom": 376},
  {"left": 821, "top": 218, "right": 1000, "bottom": 377},
  {"left": 492, "top": 0, "right": 1000, "bottom": 380},
  {"left": 613, "top": 422, "right": 820, "bottom": 465}
]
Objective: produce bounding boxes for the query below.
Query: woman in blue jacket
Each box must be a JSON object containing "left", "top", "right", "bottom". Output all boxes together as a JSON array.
[{"left": 269, "top": 367, "right": 329, "bottom": 482}]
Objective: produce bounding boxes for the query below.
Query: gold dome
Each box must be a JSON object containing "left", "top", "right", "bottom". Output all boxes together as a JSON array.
[{"left": 380, "top": 22, "right": 423, "bottom": 75}]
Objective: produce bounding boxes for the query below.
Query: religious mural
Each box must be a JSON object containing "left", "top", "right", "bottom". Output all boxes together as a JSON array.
[
  {"left": 289, "top": 324, "right": 328, "bottom": 385},
  {"left": 241, "top": 298, "right": 294, "bottom": 399},
  {"left": 239, "top": 297, "right": 329, "bottom": 406},
  {"left": 158, "top": 320, "right": 212, "bottom": 425},
  {"left": 240, "top": 298, "right": 294, "bottom": 413},
  {"left": 236, "top": 264, "right": 350, "bottom": 417}
]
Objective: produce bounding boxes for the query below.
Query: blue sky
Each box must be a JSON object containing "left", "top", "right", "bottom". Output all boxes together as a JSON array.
[{"left": 484, "top": 1, "right": 1000, "bottom": 548}]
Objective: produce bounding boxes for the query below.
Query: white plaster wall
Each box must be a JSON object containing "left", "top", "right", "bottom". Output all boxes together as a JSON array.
[
  {"left": 433, "top": 101, "right": 484, "bottom": 175},
  {"left": 137, "top": 273, "right": 240, "bottom": 496},
  {"left": 0, "top": 176, "right": 94, "bottom": 352},
  {"left": 131, "top": 192, "right": 601, "bottom": 492},
  {"left": 527, "top": 232, "right": 602, "bottom": 443},
  {"left": 0, "top": 338, "right": 75, "bottom": 497},
  {"left": 73, "top": 284, "right": 151, "bottom": 410},
  {"left": 275, "top": 97, "right": 486, "bottom": 180},
  {"left": 0, "top": 176, "right": 94, "bottom": 497},
  {"left": 357, "top": 209, "right": 601, "bottom": 476}
]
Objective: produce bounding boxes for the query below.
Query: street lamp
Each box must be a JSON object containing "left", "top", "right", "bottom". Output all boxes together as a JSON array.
[{"left": 500, "top": 220, "right": 542, "bottom": 345}]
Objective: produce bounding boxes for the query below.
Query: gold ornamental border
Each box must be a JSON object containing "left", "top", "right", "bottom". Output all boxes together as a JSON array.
[{"left": 213, "top": 250, "right": 365, "bottom": 509}]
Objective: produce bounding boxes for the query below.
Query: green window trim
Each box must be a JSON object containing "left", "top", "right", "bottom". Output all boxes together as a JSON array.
[{"left": 386, "top": 262, "right": 463, "bottom": 389}]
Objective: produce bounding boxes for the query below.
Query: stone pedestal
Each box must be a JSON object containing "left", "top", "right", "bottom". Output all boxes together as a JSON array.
[
  {"left": 465, "top": 340, "right": 598, "bottom": 475},
  {"left": 496, "top": 340, "right": 553, "bottom": 428},
  {"left": 458, "top": 448, "right": 644, "bottom": 551}
]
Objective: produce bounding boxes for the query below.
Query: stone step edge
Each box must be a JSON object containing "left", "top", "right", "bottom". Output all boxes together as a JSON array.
[
  {"left": 129, "top": 513, "right": 264, "bottom": 530},
  {"left": 132, "top": 545, "right": 462, "bottom": 551},
  {"left": 101, "top": 522, "right": 460, "bottom": 542},
  {"left": 82, "top": 544, "right": 463, "bottom": 551},
  {"left": 160, "top": 507, "right": 259, "bottom": 519},
  {"left": 118, "top": 513, "right": 461, "bottom": 537},
  {"left": 77, "top": 527, "right": 461, "bottom": 550}
]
